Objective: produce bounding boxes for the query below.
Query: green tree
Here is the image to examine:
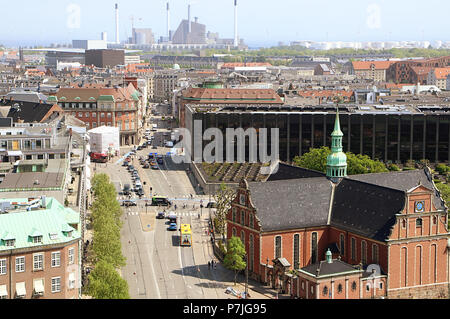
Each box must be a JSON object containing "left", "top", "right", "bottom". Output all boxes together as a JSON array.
[
  {"left": 87, "top": 260, "right": 130, "bottom": 299},
  {"left": 223, "top": 237, "right": 247, "bottom": 285},
  {"left": 292, "top": 147, "right": 388, "bottom": 175},
  {"left": 213, "top": 183, "right": 236, "bottom": 238},
  {"left": 292, "top": 147, "right": 330, "bottom": 173}
]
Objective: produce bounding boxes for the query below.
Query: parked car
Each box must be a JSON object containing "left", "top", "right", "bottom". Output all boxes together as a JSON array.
[
  {"left": 143, "top": 163, "right": 150, "bottom": 169},
  {"left": 156, "top": 211, "right": 165, "bottom": 219},
  {"left": 168, "top": 223, "right": 177, "bottom": 231},
  {"left": 122, "top": 200, "right": 137, "bottom": 207},
  {"left": 123, "top": 184, "right": 131, "bottom": 196},
  {"left": 122, "top": 161, "right": 129, "bottom": 167}
]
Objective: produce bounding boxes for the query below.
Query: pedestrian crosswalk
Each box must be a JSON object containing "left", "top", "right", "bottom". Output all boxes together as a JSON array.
[
  {"left": 125, "top": 211, "right": 200, "bottom": 217},
  {"left": 126, "top": 212, "right": 140, "bottom": 216}
]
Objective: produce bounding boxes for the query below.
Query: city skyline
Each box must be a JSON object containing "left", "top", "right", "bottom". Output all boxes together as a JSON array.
[{"left": 1, "top": 0, "right": 449, "bottom": 48}]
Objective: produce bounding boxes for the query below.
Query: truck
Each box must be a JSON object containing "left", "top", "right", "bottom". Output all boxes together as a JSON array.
[{"left": 90, "top": 152, "right": 108, "bottom": 163}]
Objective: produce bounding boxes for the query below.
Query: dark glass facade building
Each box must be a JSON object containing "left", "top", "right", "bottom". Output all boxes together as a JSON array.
[{"left": 186, "top": 104, "right": 450, "bottom": 164}]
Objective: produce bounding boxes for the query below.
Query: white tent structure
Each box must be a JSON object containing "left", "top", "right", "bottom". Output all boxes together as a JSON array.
[{"left": 88, "top": 126, "right": 120, "bottom": 155}]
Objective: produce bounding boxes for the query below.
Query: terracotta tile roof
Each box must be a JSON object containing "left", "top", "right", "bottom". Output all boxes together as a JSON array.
[
  {"left": 383, "top": 83, "right": 414, "bottom": 89},
  {"left": 432, "top": 67, "right": 450, "bottom": 80},
  {"left": 410, "top": 66, "right": 433, "bottom": 76},
  {"left": 54, "top": 84, "right": 138, "bottom": 103},
  {"left": 183, "top": 88, "right": 283, "bottom": 104},
  {"left": 352, "top": 60, "right": 395, "bottom": 70}
]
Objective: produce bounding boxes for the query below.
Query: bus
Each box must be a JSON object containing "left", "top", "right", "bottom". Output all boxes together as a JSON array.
[{"left": 180, "top": 224, "right": 192, "bottom": 247}]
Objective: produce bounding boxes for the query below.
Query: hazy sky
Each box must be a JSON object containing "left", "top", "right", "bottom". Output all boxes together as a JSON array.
[{"left": 0, "top": 0, "right": 448, "bottom": 47}]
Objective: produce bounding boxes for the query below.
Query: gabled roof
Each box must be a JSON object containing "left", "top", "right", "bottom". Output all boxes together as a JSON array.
[
  {"left": 248, "top": 178, "right": 332, "bottom": 232},
  {"left": 301, "top": 259, "right": 361, "bottom": 278},
  {"left": 352, "top": 61, "right": 395, "bottom": 71},
  {"left": 0, "top": 99, "right": 58, "bottom": 123}
]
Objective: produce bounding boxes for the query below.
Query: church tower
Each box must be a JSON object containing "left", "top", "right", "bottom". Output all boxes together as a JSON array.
[{"left": 326, "top": 108, "right": 347, "bottom": 182}]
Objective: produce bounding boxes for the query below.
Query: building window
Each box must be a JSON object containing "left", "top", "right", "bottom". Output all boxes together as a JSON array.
[
  {"left": 78, "top": 112, "right": 83, "bottom": 117},
  {"left": 337, "top": 284, "right": 343, "bottom": 293},
  {"left": 366, "top": 284, "right": 370, "bottom": 292},
  {"left": 101, "top": 113, "right": 105, "bottom": 118},
  {"left": 402, "top": 219, "right": 407, "bottom": 228},
  {"left": 379, "top": 282, "right": 383, "bottom": 289},
  {"left": 51, "top": 277, "right": 61, "bottom": 293},
  {"left": 351, "top": 281, "right": 357, "bottom": 291},
  {"left": 293, "top": 234, "right": 300, "bottom": 269},
  {"left": 372, "top": 244, "right": 379, "bottom": 264},
  {"left": 15, "top": 257, "right": 25, "bottom": 273},
  {"left": 249, "top": 234, "right": 254, "bottom": 272},
  {"left": 240, "top": 211, "right": 245, "bottom": 225},
  {"left": 340, "top": 234, "right": 345, "bottom": 256},
  {"left": 92, "top": 112, "right": 96, "bottom": 118},
  {"left": 322, "top": 286, "right": 328, "bottom": 296},
  {"left": 361, "top": 241, "right": 367, "bottom": 265},
  {"left": 416, "top": 218, "right": 423, "bottom": 227},
  {"left": 311, "top": 232, "right": 318, "bottom": 264},
  {"left": 239, "top": 194, "right": 246, "bottom": 206},
  {"left": 310, "top": 285, "right": 314, "bottom": 294},
  {"left": 433, "top": 216, "right": 437, "bottom": 225},
  {"left": 275, "top": 236, "right": 282, "bottom": 259},
  {"left": 51, "top": 252, "right": 61, "bottom": 267},
  {"left": 232, "top": 208, "right": 237, "bottom": 222},
  {"left": 240, "top": 231, "right": 245, "bottom": 246},
  {"left": 0, "top": 259, "right": 6, "bottom": 275},
  {"left": 351, "top": 237, "right": 356, "bottom": 260},
  {"left": 249, "top": 213, "right": 254, "bottom": 229},
  {"left": 5, "top": 239, "right": 15, "bottom": 247},
  {"left": 68, "top": 247, "right": 75, "bottom": 265},
  {"left": 32, "top": 236, "right": 43, "bottom": 244},
  {"left": 33, "top": 253, "right": 43, "bottom": 271},
  {"left": 301, "top": 281, "right": 305, "bottom": 290},
  {"left": 232, "top": 228, "right": 237, "bottom": 237}
]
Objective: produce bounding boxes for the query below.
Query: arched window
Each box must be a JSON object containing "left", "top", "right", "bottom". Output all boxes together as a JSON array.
[
  {"left": 322, "top": 286, "right": 328, "bottom": 296},
  {"left": 240, "top": 231, "right": 245, "bottom": 246},
  {"left": 351, "top": 281, "right": 357, "bottom": 291},
  {"left": 416, "top": 218, "right": 422, "bottom": 227},
  {"left": 249, "top": 213, "right": 254, "bottom": 228},
  {"left": 361, "top": 241, "right": 367, "bottom": 265},
  {"left": 293, "top": 234, "right": 300, "bottom": 269},
  {"left": 240, "top": 211, "right": 245, "bottom": 225},
  {"left": 311, "top": 232, "right": 318, "bottom": 264},
  {"left": 402, "top": 219, "right": 407, "bottom": 228},
  {"left": 372, "top": 244, "right": 379, "bottom": 264},
  {"left": 232, "top": 208, "right": 237, "bottom": 222},
  {"left": 340, "top": 234, "right": 345, "bottom": 256},
  {"left": 275, "top": 236, "right": 282, "bottom": 259},
  {"left": 351, "top": 237, "right": 356, "bottom": 260},
  {"left": 337, "top": 284, "right": 343, "bottom": 293},
  {"left": 232, "top": 228, "right": 237, "bottom": 237}
]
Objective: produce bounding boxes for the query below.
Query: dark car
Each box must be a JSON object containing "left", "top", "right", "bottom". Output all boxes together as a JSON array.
[
  {"left": 137, "top": 145, "right": 143, "bottom": 151},
  {"left": 152, "top": 145, "right": 158, "bottom": 149},
  {"left": 122, "top": 161, "right": 129, "bottom": 167},
  {"left": 123, "top": 184, "right": 132, "bottom": 196},
  {"left": 122, "top": 200, "right": 137, "bottom": 207},
  {"left": 168, "top": 223, "right": 177, "bottom": 231},
  {"left": 128, "top": 165, "right": 135, "bottom": 171},
  {"left": 143, "top": 163, "right": 150, "bottom": 169},
  {"left": 156, "top": 211, "right": 165, "bottom": 219}
]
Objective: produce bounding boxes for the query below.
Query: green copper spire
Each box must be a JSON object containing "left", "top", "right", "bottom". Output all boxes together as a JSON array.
[{"left": 326, "top": 107, "right": 347, "bottom": 180}]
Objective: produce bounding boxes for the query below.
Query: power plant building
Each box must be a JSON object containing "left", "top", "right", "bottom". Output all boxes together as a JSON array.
[
  {"left": 172, "top": 19, "right": 206, "bottom": 44},
  {"left": 85, "top": 49, "right": 125, "bottom": 68}
]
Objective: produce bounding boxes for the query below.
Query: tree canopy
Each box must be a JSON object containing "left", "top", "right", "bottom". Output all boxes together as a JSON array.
[
  {"left": 223, "top": 237, "right": 247, "bottom": 285},
  {"left": 87, "top": 260, "right": 130, "bottom": 299},
  {"left": 292, "top": 147, "right": 389, "bottom": 175}
]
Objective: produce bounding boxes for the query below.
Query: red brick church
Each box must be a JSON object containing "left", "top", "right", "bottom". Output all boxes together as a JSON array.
[{"left": 226, "top": 110, "right": 450, "bottom": 299}]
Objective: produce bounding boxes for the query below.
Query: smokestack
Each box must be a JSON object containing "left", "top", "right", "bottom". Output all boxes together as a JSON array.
[
  {"left": 188, "top": 4, "right": 191, "bottom": 33},
  {"left": 234, "top": 0, "right": 238, "bottom": 47},
  {"left": 167, "top": 2, "right": 170, "bottom": 39},
  {"left": 101, "top": 32, "right": 108, "bottom": 42},
  {"left": 115, "top": 3, "right": 120, "bottom": 44}
]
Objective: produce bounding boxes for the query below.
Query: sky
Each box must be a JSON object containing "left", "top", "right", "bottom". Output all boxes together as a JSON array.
[{"left": 0, "top": 0, "right": 449, "bottom": 48}]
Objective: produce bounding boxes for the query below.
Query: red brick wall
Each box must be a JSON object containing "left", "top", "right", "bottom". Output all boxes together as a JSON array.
[{"left": 0, "top": 241, "right": 79, "bottom": 299}]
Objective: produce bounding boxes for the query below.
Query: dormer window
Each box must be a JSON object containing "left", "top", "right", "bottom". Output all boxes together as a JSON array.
[
  {"left": 4, "top": 239, "right": 15, "bottom": 247},
  {"left": 63, "top": 230, "right": 73, "bottom": 238},
  {"left": 31, "top": 236, "right": 42, "bottom": 244}
]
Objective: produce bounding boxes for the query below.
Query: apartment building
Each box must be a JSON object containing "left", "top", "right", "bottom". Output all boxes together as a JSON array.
[
  {"left": 428, "top": 68, "right": 450, "bottom": 90},
  {"left": 0, "top": 196, "right": 81, "bottom": 299},
  {"left": 51, "top": 84, "right": 144, "bottom": 145},
  {"left": 351, "top": 61, "right": 395, "bottom": 82}
]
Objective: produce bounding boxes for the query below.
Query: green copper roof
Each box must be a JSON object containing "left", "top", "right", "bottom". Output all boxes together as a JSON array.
[
  {"left": 0, "top": 197, "right": 80, "bottom": 251},
  {"left": 47, "top": 96, "right": 58, "bottom": 102},
  {"left": 327, "top": 108, "right": 347, "bottom": 179},
  {"left": 98, "top": 95, "right": 115, "bottom": 101}
]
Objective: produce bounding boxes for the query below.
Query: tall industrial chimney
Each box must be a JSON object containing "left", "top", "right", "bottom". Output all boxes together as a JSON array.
[
  {"left": 234, "top": 0, "right": 238, "bottom": 47},
  {"left": 115, "top": 3, "right": 120, "bottom": 44},
  {"left": 167, "top": 2, "right": 170, "bottom": 39},
  {"left": 188, "top": 4, "right": 191, "bottom": 33}
]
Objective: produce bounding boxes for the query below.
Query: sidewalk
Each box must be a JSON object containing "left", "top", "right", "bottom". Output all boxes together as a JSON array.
[{"left": 191, "top": 215, "right": 279, "bottom": 299}]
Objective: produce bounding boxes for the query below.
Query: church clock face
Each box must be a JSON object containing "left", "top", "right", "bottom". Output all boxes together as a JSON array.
[{"left": 415, "top": 201, "right": 425, "bottom": 213}]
